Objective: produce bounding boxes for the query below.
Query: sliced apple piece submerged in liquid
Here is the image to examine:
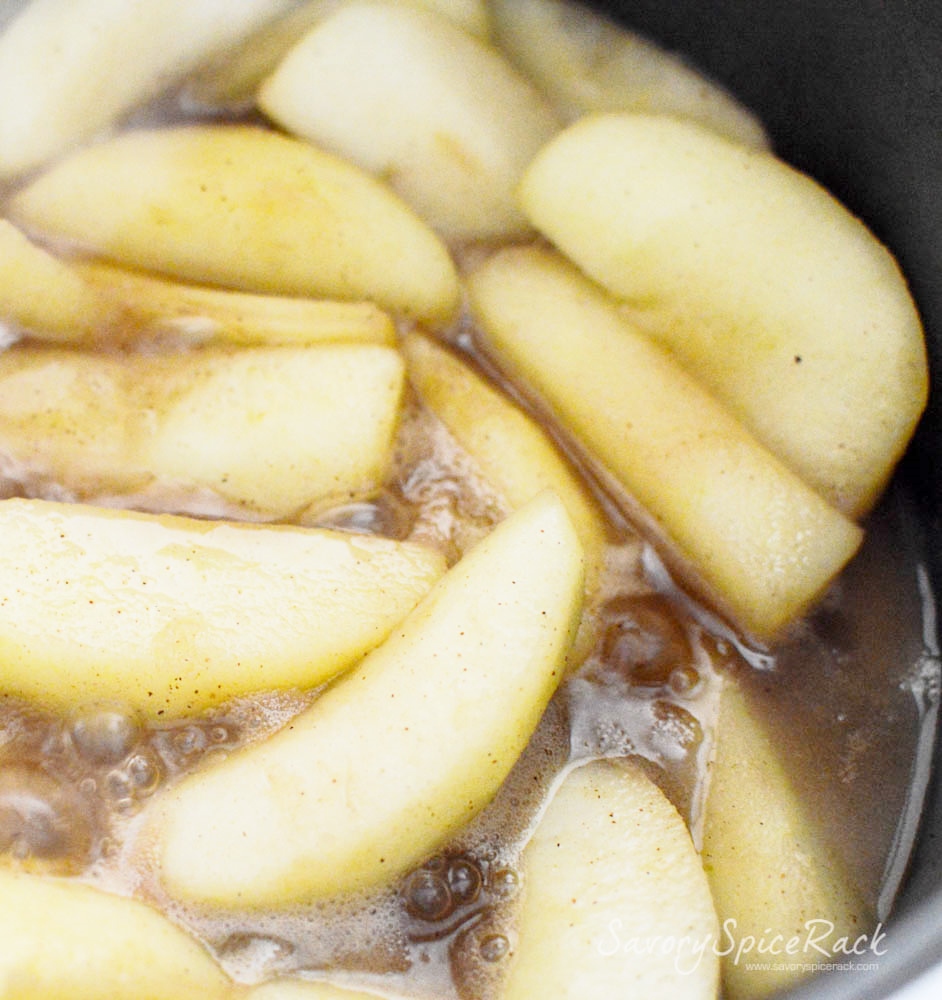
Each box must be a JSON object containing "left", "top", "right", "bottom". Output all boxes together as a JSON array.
[
  {"left": 0, "top": 498, "right": 445, "bottom": 719},
  {"left": 0, "top": 221, "right": 395, "bottom": 348},
  {"left": 247, "top": 981, "right": 383, "bottom": 1000},
  {"left": 500, "top": 759, "right": 719, "bottom": 999},
  {"left": 519, "top": 112, "right": 928, "bottom": 516},
  {"left": 467, "top": 246, "right": 862, "bottom": 639},
  {"left": 489, "top": 0, "right": 769, "bottom": 148},
  {"left": 0, "top": 0, "right": 295, "bottom": 179},
  {"left": 402, "top": 330, "right": 608, "bottom": 595},
  {"left": 149, "top": 492, "right": 584, "bottom": 907},
  {"left": 702, "top": 673, "right": 872, "bottom": 1000},
  {"left": 8, "top": 125, "right": 459, "bottom": 325},
  {"left": 0, "top": 343, "right": 403, "bottom": 518},
  {"left": 0, "top": 868, "right": 233, "bottom": 1000},
  {"left": 258, "top": 0, "right": 559, "bottom": 241}
]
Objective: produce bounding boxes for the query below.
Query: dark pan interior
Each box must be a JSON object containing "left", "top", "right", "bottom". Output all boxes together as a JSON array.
[{"left": 592, "top": 1, "right": 942, "bottom": 996}]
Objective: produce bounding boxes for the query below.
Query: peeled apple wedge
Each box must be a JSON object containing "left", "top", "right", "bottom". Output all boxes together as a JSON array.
[
  {"left": 0, "top": 344, "right": 403, "bottom": 518},
  {"left": 0, "top": 498, "right": 445, "bottom": 719},
  {"left": 0, "top": 0, "right": 293, "bottom": 178},
  {"left": 258, "top": 1, "right": 559, "bottom": 241},
  {"left": 500, "top": 760, "right": 719, "bottom": 999},
  {"left": 519, "top": 113, "right": 929, "bottom": 516},
  {"left": 402, "top": 331, "right": 608, "bottom": 594},
  {"left": 702, "top": 674, "right": 872, "bottom": 999},
  {"left": 467, "top": 246, "right": 862, "bottom": 639},
  {"left": 0, "top": 868, "right": 233, "bottom": 999},
  {"left": 490, "top": 0, "right": 768, "bottom": 148},
  {"left": 8, "top": 125, "right": 459, "bottom": 325},
  {"left": 151, "top": 492, "right": 584, "bottom": 906},
  {"left": 247, "top": 982, "right": 383, "bottom": 1000},
  {"left": 0, "top": 220, "right": 394, "bottom": 348},
  {"left": 186, "top": 0, "right": 491, "bottom": 108}
]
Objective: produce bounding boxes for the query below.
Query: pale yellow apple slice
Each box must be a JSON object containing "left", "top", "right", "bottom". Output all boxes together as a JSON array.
[
  {"left": 402, "top": 330, "right": 607, "bottom": 596},
  {"left": 0, "top": 497, "right": 445, "bottom": 719},
  {"left": 500, "top": 759, "right": 719, "bottom": 999},
  {"left": 490, "top": 0, "right": 769, "bottom": 148},
  {"left": 0, "top": 0, "right": 294, "bottom": 178},
  {"left": 258, "top": 1, "right": 559, "bottom": 241},
  {"left": 519, "top": 113, "right": 928, "bottom": 516},
  {"left": 247, "top": 981, "right": 384, "bottom": 1000},
  {"left": 186, "top": 0, "right": 491, "bottom": 109},
  {"left": 150, "top": 491, "right": 584, "bottom": 906},
  {"left": 467, "top": 246, "right": 862, "bottom": 639},
  {"left": 0, "top": 344, "right": 403, "bottom": 518},
  {"left": 702, "top": 673, "right": 873, "bottom": 999},
  {"left": 0, "top": 220, "right": 395, "bottom": 348},
  {"left": 0, "top": 868, "right": 233, "bottom": 999},
  {"left": 8, "top": 125, "right": 459, "bottom": 325}
]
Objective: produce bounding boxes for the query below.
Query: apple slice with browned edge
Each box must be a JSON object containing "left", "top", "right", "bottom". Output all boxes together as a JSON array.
[
  {"left": 8, "top": 125, "right": 459, "bottom": 325},
  {"left": 0, "top": 868, "right": 233, "bottom": 999},
  {"left": 468, "top": 247, "right": 861, "bottom": 637},
  {"left": 149, "top": 491, "right": 584, "bottom": 907},
  {"left": 490, "top": 0, "right": 768, "bottom": 148},
  {"left": 0, "top": 497, "right": 445, "bottom": 719},
  {"left": 0, "top": 0, "right": 294, "bottom": 179},
  {"left": 467, "top": 245, "right": 862, "bottom": 639},
  {"left": 259, "top": 1, "right": 559, "bottom": 241},
  {"left": 0, "top": 344, "right": 403, "bottom": 518},
  {"left": 702, "top": 673, "right": 873, "bottom": 999},
  {"left": 519, "top": 113, "right": 928, "bottom": 516},
  {"left": 500, "top": 759, "right": 719, "bottom": 999}
]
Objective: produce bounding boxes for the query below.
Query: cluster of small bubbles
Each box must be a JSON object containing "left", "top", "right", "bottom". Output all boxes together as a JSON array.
[
  {"left": 402, "top": 853, "right": 500, "bottom": 934},
  {"left": 650, "top": 700, "right": 704, "bottom": 753},
  {"left": 151, "top": 719, "right": 238, "bottom": 775}
]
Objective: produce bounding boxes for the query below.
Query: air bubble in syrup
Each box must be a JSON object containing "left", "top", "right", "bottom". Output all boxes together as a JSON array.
[
  {"left": 0, "top": 765, "right": 92, "bottom": 869},
  {"left": 404, "top": 868, "right": 453, "bottom": 922},
  {"left": 479, "top": 933, "right": 510, "bottom": 962},
  {"left": 126, "top": 750, "right": 162, "bottom": 797},
  {"left": 447, "top": 858, "right": 482, "bottom": 906},
  {"left": 69, "top": 704, "right": 141, "bottom": 764}
]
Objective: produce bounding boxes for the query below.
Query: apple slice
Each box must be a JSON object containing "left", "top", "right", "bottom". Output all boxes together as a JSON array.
[
  {"left": 500, "top": 759, "right": 719, "bottom": 999},
  {"left": 248, "top": 981, "right": 385, "bottom": 1000},
  {"left": 467, "top": 246, "right": 862, "bottom": 639},
  {"left": 0, "top": 868, "right": 232, "bottom": 999},
  {"left": 0, "top": 220, "right": 395, "bottom": 349},
  {"left": 258, "top": 1, "right": 559, "bottom": 241},
  {"left": 519, "top": 113, "right": 928, "bottom": 516},
  {"left": 0, "top": 497, "right": 445, "bottom": 719},
  {"left": 402, "top": 331, "right": 607, "bottom": 592},
  {"left": 0, "top": 344, "right": 403, "bottom": 518},
  {"left": 150, "top": 492, "right": 584, "bottom": 906},
  {"left": 702, "top": 674, "right": 873, "bottom": 999},
  {"left": 0, "top": 0, "right": 293, "bottom": 178},
  {"left": 8, "top": 125, "right": 459, "bottom": 325},
  {"left": 490, "top": 0, "right": 768, "bottom": 148},
  {"left": 186, "top": 0, "right": 491, "bottom": 109}
]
